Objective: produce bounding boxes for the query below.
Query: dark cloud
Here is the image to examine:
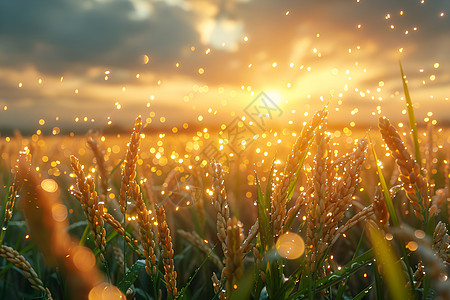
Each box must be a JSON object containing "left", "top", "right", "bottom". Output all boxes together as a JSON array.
[
  {"left": 0, "top": 0, "right": 199, "bottom": 74},
  {"left": 0, "top": 0, "right": 449, "bottom": 131}
]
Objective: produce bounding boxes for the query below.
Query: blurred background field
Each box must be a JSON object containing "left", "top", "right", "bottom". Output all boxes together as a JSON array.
[{"left": 0, "top": 115, "right": 449, "bottom": 298}]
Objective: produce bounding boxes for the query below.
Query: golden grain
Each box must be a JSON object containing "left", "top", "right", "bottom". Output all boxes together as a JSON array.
[{"left": 156, "top": 206, "right": 177, "bottom": 298}]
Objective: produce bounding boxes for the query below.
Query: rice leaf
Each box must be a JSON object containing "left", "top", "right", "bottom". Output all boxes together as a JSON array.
[
  {"left": 367, "top": 223, "right": 408, "bottom": 300},
  {"left": 335, "top": 227, "right": 366, "bottom": 300},
  {"left": 229, "top": 267, "right": 256, "bottom": 300},
  {"left": 399, "top": 61, "right": 422, "bottom": 170},
  {"left": 288, "top": 249, "right": 375, "bottom": 299},
  {"left": 372, "top": 260, "right": 383, "bottom": 300},
  {"left": 352, "top": 282, "right": 375, "bottom": 300},
  {"left": 117, "top": 259, "right": 146, "bottom": 294},
  {"left": 369, "top": 139, "right": 399, "bottom": 227},
  {"left": 272, "top": 261, "right": 305, "bottom": 299},
  {"left": 255, "top": 172, "right": 272, "bottom": 251},
  {"left": 177, "top": 242, "right": 219, "bottom": 299}
]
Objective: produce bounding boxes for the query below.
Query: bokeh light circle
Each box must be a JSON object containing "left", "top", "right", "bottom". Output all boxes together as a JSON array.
[
  {"left": 89, "top": 282, "right": 124, "bottom": 300},
  {"left": 72, "top": 246, "right": 96, "bottom": 272},
  {"left": 41, "top": 179, "right": 58, "bottom": 193},
  {"left": 276, "top": 232, "right": 305, "bottom": 260},
  {"left": 51, "top": 203, "right": 68, "bottom": 222}
]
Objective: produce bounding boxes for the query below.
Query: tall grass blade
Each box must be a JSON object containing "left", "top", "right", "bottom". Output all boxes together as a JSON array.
[
  {"left": 372, "top": 260, "right": 383, "bottom": 300},
  {"left": 367, "top": 224, "right": 408, "bottom": 300},
  {"left": 335, "top": 227, "right": 366, "bottom": 300},
  {"left": 369, "top": 139, "right": 399, "bottom": 227},
  {"left": 288, "top": 249, "right": 375, "bottom": 299},
  {"left": 177, "top": 243, "right": 219, "bottom": 299},
  {"left": 286, "top": 139, "right": 314, "bottom": 201},
  {"left": 229, "top": 267, "right": 256, "bottom": 300},
  {"left": 352, "top": 282, "right": 375, "bottom": 300},
  {"left": 117, "top": 259, "right": 146, "bottom": 294},
  {"left": 255, "top": 172, "right": 272, "bottom": 251},
  {"left": 399, "top": 61, "right": 422, "bottom": 170}
]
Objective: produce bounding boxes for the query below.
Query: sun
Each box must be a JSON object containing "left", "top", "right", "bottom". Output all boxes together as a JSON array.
[{"left": 264, "top": 89, "right": 285, "bottom": 109}]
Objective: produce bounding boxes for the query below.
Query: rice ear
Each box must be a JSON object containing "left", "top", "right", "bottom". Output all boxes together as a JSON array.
[
  {"left": 379, "top": 116, "right": 430, "bottom": 221},
  {"left": 156, "top": 206, "right": 177, "bottom": 298},
  {"left": 119, "top": 116, "right": 142, "bottom": 214}
]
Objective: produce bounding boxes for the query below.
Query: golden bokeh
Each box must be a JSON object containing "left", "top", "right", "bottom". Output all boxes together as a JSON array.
[
  {"left": 143, "top": 54, "right": 150, "bottom": 64},
  {"left": 89, "top": 282, "right": 124, "bottom": 300},
  {"left": 51, "top": 203, "right": 68, "bottom": 222},
  {"left": 72, "top": 246, "right": 96, "bottom": 272},
  {"left": 41, "top": 179, "right": 58, "bottom": 193},
  {"left": 276, "top": 232, "right": 305, "bottom": 260}
]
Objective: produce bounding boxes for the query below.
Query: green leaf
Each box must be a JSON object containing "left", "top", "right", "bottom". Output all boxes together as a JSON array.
[
  {"left": 286, "top": 138, "right": 314, "bottom": 202},
  {"left": 335, "top": 227, "right": 366, "bottom": 300},
  {"left": 399, "top": 61, "right": 421, "bottom": 170},
  {"left": 369, "top": 139, "right": 399, "bottom": 227},
  {"left": 367, "top": 224, "right": 408, "bottom": 300},
  {"left": 177, "top": 242, "right": 219, "bottom": 299},
  {"left": 287, "top": 249, "right": 375, "bottom": 299},
  {"left": 79, "top": 224, "right": 90, "bottom": 246},
  {"left": 352, "top": 282, "right": 375, "bottom": 300},
  {"left": 230, "top": 267, "right": 256, "bottom": 300},
  {"left": 110, "top": 154, "right": 125, "bottom": 176},
  {"left": 372, "top": 260, "right": 383, "bottom": 300},
  {"left": 255, "top": 172, "right": 272, "bottom": 252},
  {"left": 190, "top": 286, "right": 204, "bottom": 300},
  {"left": 272, "top": 262, "right": 305, "bottom": 299},
  {"left": 117, "top": 259, "right": 146, "bottom": 294},
  {"left": 263, "top": 160, "right": 275, "bottom": 213}
]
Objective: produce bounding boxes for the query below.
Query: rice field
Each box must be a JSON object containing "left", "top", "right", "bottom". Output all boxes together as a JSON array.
[{"left": 0, "top": 82, "right": 450, "bottom": 300}]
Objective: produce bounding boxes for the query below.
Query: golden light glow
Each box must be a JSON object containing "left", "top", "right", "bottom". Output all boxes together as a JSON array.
[
  {"left": 89, "top": 282, "right": 124, "bottom": 300},
  {"left": 72, "top": 246, "right": 96, "bottom": 272},
  {"left": 52, "top": 204, "right": 68, "bottom": 222},
  {"left": 41, "top": 179, "right": 58, "bottom": 193},
  {"left": 276, "top": 232, "right": 305, "bottom": 260}
]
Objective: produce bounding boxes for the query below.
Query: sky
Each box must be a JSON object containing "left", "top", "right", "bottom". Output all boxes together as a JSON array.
[{"left": 0, "top": 0, "right": 449, "bottom": 134}]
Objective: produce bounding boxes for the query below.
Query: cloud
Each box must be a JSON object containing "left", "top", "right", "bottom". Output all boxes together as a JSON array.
[
  {"left": 0, "top": 0, "right": 200, "bottom": 74},
  {"left": 0, "top": 0, "right": 449, "bottom": 132}
]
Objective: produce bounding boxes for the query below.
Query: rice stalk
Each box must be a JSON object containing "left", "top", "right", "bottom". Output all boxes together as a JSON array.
[
  {"left": 211, "top": 161, "right": 230, "bottom": 255},
  {"left": 432, "top": 221, "right": 450, "bottom": 264},
  {"left": 241, "top": 219, "right": 259, "bottom": 255},
  {"left": 178, "top": 229, "right": 223, "bottom": 269},
  {"left": 330, "top": 205, "right": 374, "bottom": 246},
  {"left": 101, "top": 212, "right": 142, "bottom": 257},
  {"left": 70, "top": 155, "right": 106, "bottom": 261},
  {"left": 3, "top": 149, "right": 30, "bottom": 226},
  {"left": 379, "top": 116, "right": 430, "bottom": 222},
  {"left": 87, "top": 137, "right": 109, "bottom": 203},
  {"left": 424, "top": 123, "right": 435, "bottom": 195},
  {"left": 221, "top": 217, "right": 243, "bottom": 298},
  {"left": 156, "top": 206, "right": 177, "bottom": 299},
  {"left": 119, "top": 116, "right": 142, "bottom": 214},
  {"left": 305, "top": 122, "right": 330, "bottom": 273},
  {"left": 0, "top": 244, "right": 49, "bottom": 296},
  {"left": 311, "top": 138, "right": 368, "bottom": 272},
  {"left": 129, "top": 180, "right": 157, "bottom": 275},
  {"left": 282, "top": 187, "right": 311, "bottom": 231},
  {"left": 271, "top": 109, "right": 327, "bottom": 236},
  {"left": 212, "top": 272, "right": 225, "bottom": 300},
  {"left": 406, "top": 262, "right": 425, "bottom": 290}
]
